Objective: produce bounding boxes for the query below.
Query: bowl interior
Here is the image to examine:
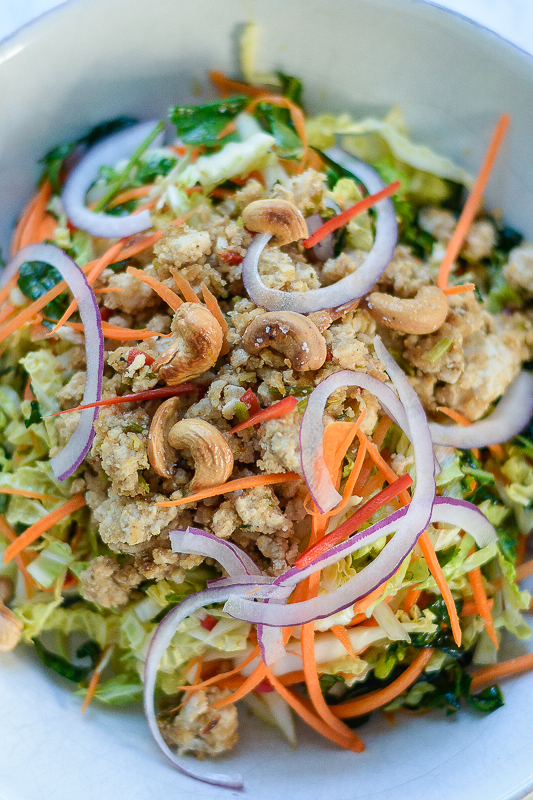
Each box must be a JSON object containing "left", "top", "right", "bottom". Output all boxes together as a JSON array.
[{"left": 1, "top": 1, "right": 533, "bottom": 799}]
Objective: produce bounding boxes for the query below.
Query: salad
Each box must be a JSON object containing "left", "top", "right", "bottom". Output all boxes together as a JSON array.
[{"left": 1, "top": 63, "right": 533, "bottom": 792}]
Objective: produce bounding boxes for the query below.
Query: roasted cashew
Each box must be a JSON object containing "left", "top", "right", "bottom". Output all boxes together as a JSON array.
[
  {"left": 308, "top": 298, "right": 360, "bottom": 332},
  {"left": 148, "top": 397, "right": 182, "bottom": 478},
  {"left": 168, "top": 419, "right": 234, "bottom": 492},
  {"left": 243, "top": 311, "right": 327, "bottom": 371},
  {"left": 366, "top": 285, "right": 449, "bottom": 335},
  {"left": 0, "top": 600, "right": 23, "bottom": 652},
  {"left": 152, "top": 302, "right": 223, "bottom": 386},
  {"left": 242, "top": 199, "right": 308, "bottom": 246}
]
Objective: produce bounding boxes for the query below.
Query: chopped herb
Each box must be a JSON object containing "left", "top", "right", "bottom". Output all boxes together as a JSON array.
[
  {"left": 234, "top": 401, "right": 250, "bottom": 423},
  {"left": 253, "top": 102, "right": 303, "bottom": 159},
  {"left": 24, "top": 400, "right": 42, "bottom": 429},
  {"left": 319, "top": 673, "right": 345, "bottom": 695},
  {"left": 169, "top": 97, "right": 249, "bottom": 146},
  {"left": 34, "top": 638, "right": 101, "bottom": 683},
  {"left": 124, "top": 423, "right": 145, "bottom": 434},
  {"left": 462, "top": 466, "right": 495, "bottom": 485},
  {"left": 17, "top": 260, "right": 69, "bottom": 322},
  {"left": 276, "top": 72, "right": 303, "bottom": 107},
  {"left": 425, "top": 337, "right": 454, "bottom": 364}
]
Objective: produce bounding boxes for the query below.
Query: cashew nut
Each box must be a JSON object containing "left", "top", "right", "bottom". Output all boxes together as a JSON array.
[
  {"left": 0, "top": 601, "right": 23, "bottom": 652},
  {"left": 168, "top": 419, "right": 234, "bottom": 492},
  {"left": 242, "top": 199, "right": 308, "bottom": 246},
  {"left": 366, "top": 285, "right": 450, "bottom": 334},
  {"left": 242, "top": 311, "right": 327, "bottom": 371},
  {"left": 308, "top": 298, "right": 360, "bottom": 332},
  {"left": 148, "top": 397, "right": 182, "bottom": 478},
  {"left": 152, "top": 303, "right": 223, "bottom": 386}
]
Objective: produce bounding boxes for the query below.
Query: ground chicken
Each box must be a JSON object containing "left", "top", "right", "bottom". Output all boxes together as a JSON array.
[
  {"left": 57, "top": 371, "right": 86, "bottom": 409},
  {"left": 271, "top": 168, "right": 326, "bottom": 215},
  {"left": 79, "top": 556, "right": 142, "bottom": 608},
  {"left": 418, "top": 207, "right": 456, "bottom": 243},
  {"left": 376, "top": 244, "right": 431, "bottom": 297},
  {"left": 324, "top": 310, "right": 377, "bottom": 372},
  {"left": 158, "top": 687, "right": 238, "bottom": 758},
  {"left": 92, "top": 491, "right": 178, "bottom": 550},
  {"left": 154, "top": 224, "right": 212, "bottom": 277},
  {"left": 92, "top": 406, "right": 151, "bottom": 497},
  {"left": 321, "top": 251, "right": 365, "bottom": 285},
  {"left": 258, "top": 246, "right": 320, "bottom": 293},
  {"left": 102, "top": 270, "right": 159, "bottom": 314},
  {"left": 504, "top": 243, "right": 533, "bottom": 296},
  {"left": 462, "top": 219, "right": 496, "bottom": 262},
  {"left": 257, "top": 409, "right": 303, "bottom": 475}
]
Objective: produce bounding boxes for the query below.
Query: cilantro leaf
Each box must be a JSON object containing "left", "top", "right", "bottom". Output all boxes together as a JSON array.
[
  {"left": 24, "top": 400, "right": 42, "bottom": 429},
  {"left": 169, "top": 97, "right": 249, "bottom": 146},
  {"left": 34, "top": 638, "right": 101, "bottom": 683},
  {"left": 17, "top": 260, "right": 69, "bottom": 322}
]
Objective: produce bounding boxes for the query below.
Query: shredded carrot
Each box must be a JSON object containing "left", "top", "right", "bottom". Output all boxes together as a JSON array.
[
  {"left": 461, "top": 598, "right": 494, "bottom": 617},
  {"left": 47, "top": 384, "right": 196, "bottom": 418},
  {"left": 418, "top": 529, "right": 461, "bottom": 647},
  {"left": 303, "top": 181, "right": 401, "bottom": 249},
  {"left": 517, "top": 558, "right": 533, "bottom": 583},
  {"left": 212, "top": 661, "right": 268, "bottom": 707},
  {"left": 296, "top": 472, "right": 413, "bottom": 569},
  {"left": 0, "top": 302, "right": 15, "bottom": 327},
  {"left": 92, "top": 286, "right": 125, "bottom": 295},
  {"left": 0, "top": 514, "right": 40, "bottom": 594},
  {"left": 245, "top": 94, "right": 309, "bottom": 171},
  {"left": 358, "top": 431, "right": 412, "bottom": 506},
  {"left": 200, "top": 281, "right": 229, "bottom": 354},
  {"left": 0, "top": 487, "right": 59, "bottom": 502},
  {"left": 516, "top": 534, "right": 527, "bottom": 567},
  {"left": 330, "top": 625, "right": 358, "bottom": 659},
  {"left": 402, "top": 585, "right": 422, "bottom": 613},
  {"left": 330, "top": 648, "right": 435, "bottom": 718},
  {"left": 126, "top": 266, "right": 182, "bottom": 311},
  {"left": 157, "top": 471, "right": 301, "bottom": 508},
  {"left": 372, "top": 415, "right": 392, "bottom": 450},
  {"left": 209, "top": 70, "right": 270, "bottom": 99},
  {"left": 3, "top": 493, "right": 86, "bottom": 565},
  {"left": 442, "top": 283, "right": 476, "bottom": 296},
  {"left": 169, "top": 269, "right": 201, "bottom": 303},
  {"left": 470, "top": 652, "right": 533, "bottom": 690},
  {"left": 60, "top": 320, "right": 168, "bottom": 341},
  {"left": 265, "top": 667, "right": 365, "bottom": 751},
  {"left": 467, "top": 558, "right": 498, "bottom": 648},
  {"left": 80, "top": 645, "right": 114, "bottom": 713},
  {"left": 180, "top": 647, "right": 260, "bottom": 693},
  {"left": 300, "top": 620, "right": 365, "bottom": 750},
  {"left": 437, "top": 114, "right": 510, "bottom": 290},
  {"left": 229, "top": 396, "right": 299, "bottom": 434},
  {"left": 18, "top": 180, "right": 54, "bottom": 251},
  {"left": 107, "top": 184, "right": 156, "bottom": 208},
  {"left": 11, "top": 192, "right": 41, "bottom": 256}
]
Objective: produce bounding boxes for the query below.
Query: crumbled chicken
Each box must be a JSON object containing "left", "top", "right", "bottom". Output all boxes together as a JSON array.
[
  {"left": 102, "top": 270, "right": 159, "bottom": 314},
  {"left": 154, "top": 224, "right": 212, "bottom": 276},
  {"left": 504, "top": 243, "right": 533, "bottom": 296},
  {"left": 79, "top": 556, "right": 142, "bottom": 608},
  {"left": 92, "top": 406, "right": 151, "bottom": 497},
  {"left": 377, "top": 244, "right": 431, "bottom": 298},
  {"left": 90, "top": 490, "right": 179, "bottom": 550},
  {"left": 158, "top": 687, "right": 238, "bottom": 758}
]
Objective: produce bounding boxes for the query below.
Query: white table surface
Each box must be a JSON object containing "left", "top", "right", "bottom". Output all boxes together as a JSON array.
[{"left": 0, "top": 2, "right": 532, "bottom": 800}]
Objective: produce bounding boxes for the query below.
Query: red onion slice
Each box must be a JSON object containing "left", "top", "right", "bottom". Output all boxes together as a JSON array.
[
  {"left": 429, "top": 371, "right": 533, "bottom": 448},
  {"left": 224, "top": 495, "right": 495, "bottom": 627},
  {"left": 300, "top": 369, "right": 411, "bottom": 513},
  {"left": 170, "top": 527, "right": 261, "bottom": 577},
  {"left": 61, "top": 121, "right": 163, "bottom": 239},
  {"left": 225, "top": 336, "right": 436, "bottom": 625},
  {"left": 144, "top": 584, "right": 253, "bottom": 791},
  {"left": 13, "top": 244, "right": 103, "bottom": 481},
  {"left": 241, "top": 154, "right": 397, "bottom": 313}
]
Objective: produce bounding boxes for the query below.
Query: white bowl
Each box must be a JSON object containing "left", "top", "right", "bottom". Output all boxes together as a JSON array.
[{"left": 1, "top": 2, "right": 533, "bottom": 799}]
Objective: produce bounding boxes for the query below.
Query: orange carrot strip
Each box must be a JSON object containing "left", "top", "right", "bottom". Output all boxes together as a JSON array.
[
  {"left": 126, "top": 266, "right": 182, "bottom": 311},
  {"left": 229, "top": 396, "right": 298, "bottom": 434},
  {"left": 209, "top": 70, "right": 270, "bottom": 99},
  {"left": 300, "top": 621, "right": 365, "bottom": 750},
  {"left": 437, "top": 114, "right": 510, "bottom": 289},
  {"left": 0, "top": 302, "right": 16, "bottom": 326},
  {"left": 169, "top": 269, "right": 201, "bottom": 303},
  {"left": 467, "top": 561, "right": 498, "bottom": 648},
  {"left": 470, "top": 653, "right": 533, "bottom": 690},
  {"left": 92, "top": 287, "right": 124, "bottom": 295},
  {"left": 330, "top": 625, "right": 358, "bottom": 659},
  {"left": 372, "top": 415, "right": 392, "bottom": 450},
  {"left": 37, "top": 213, "right": 57, "bottom": 243},
  {"left": 107, "top": 184, "right": 156, "bottom": 208},
  {"left": 18, "top": 181, "right": 53, "bottom": 250},
  {"left": 488, "top": 443, "right": 505, "bottom": 460},
  {"left": 461, "top": 598, "right": 494, "bottom": 617},
  {"left": 212, "top": 661, "right": 268, "bottom": 708},
  {"left": 265, "top": 667, "right": 365, "bottom": 751},
  {"left": 402, "top": 585, "right": 422, "bottom": 613},
  {"left": 303, "top": 182, "right": 401, "bottom": 248},
  {"left": 358, "top": 431, "right": 411, "bottom": 505},
  {"left": 156, "top": 472, "right": 301, "bottom": 508},
  {"left": 0, "top": 515, "right": 40, "bottom": 593},
  {"left": 11, "top": 194, "right": 40, "bottom": 256},
  {"left": 516, "top": 534, "right": 527, "bottom": 567},
  {"left": 517, "top": 558, "right": 533, "bottom": 582},
  {"left": 180, "top": 647, "right": 260, "bottom": 693},
  {"left": 80, "top": 645, "right": 114, "bottom": 713},
  {"left": 296, "top": 472, "right": 413, "bottom": 569},
  {"left": 200, "top": 281, "right": 229, "bottom": 354},
  {"left": 60, "top": 320, "right": 167, "bottom": 341},
  {"left": 442, "top": 283, "right": 476, "bottom": 296},
  {"left": 3, "top": 494, "right": 86, "bottom": 564},
  {"left": 331, "top": 648, "right": 435, "bottom": 718},
  {"left": 0, "top": 487, "right": 60, "bottom": 502},
  {"left": 418, "top": 529, "right": 461, "bottom": 647}
]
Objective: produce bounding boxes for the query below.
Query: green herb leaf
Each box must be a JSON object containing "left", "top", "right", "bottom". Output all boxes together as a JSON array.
[
  {"left": 276, "top": 72, "right": 303, "bottom": 107},
  {"left": 17, "top": 260, "right": 68, "bottom": 321},
  {"left": 467, "top": 684, "right": 504, "bottom": 713},
  {"left": 169, "top": 97, "right": 249, "bottom": 146},
  {"left": 253, "top": 102, "right": 303, "bottom": 159},
  {"left": 34, "top": 638, "right": 101, "bottom": 683},
  {"left": 24, "top": 400, "right": 42, "bottom": 429}
]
